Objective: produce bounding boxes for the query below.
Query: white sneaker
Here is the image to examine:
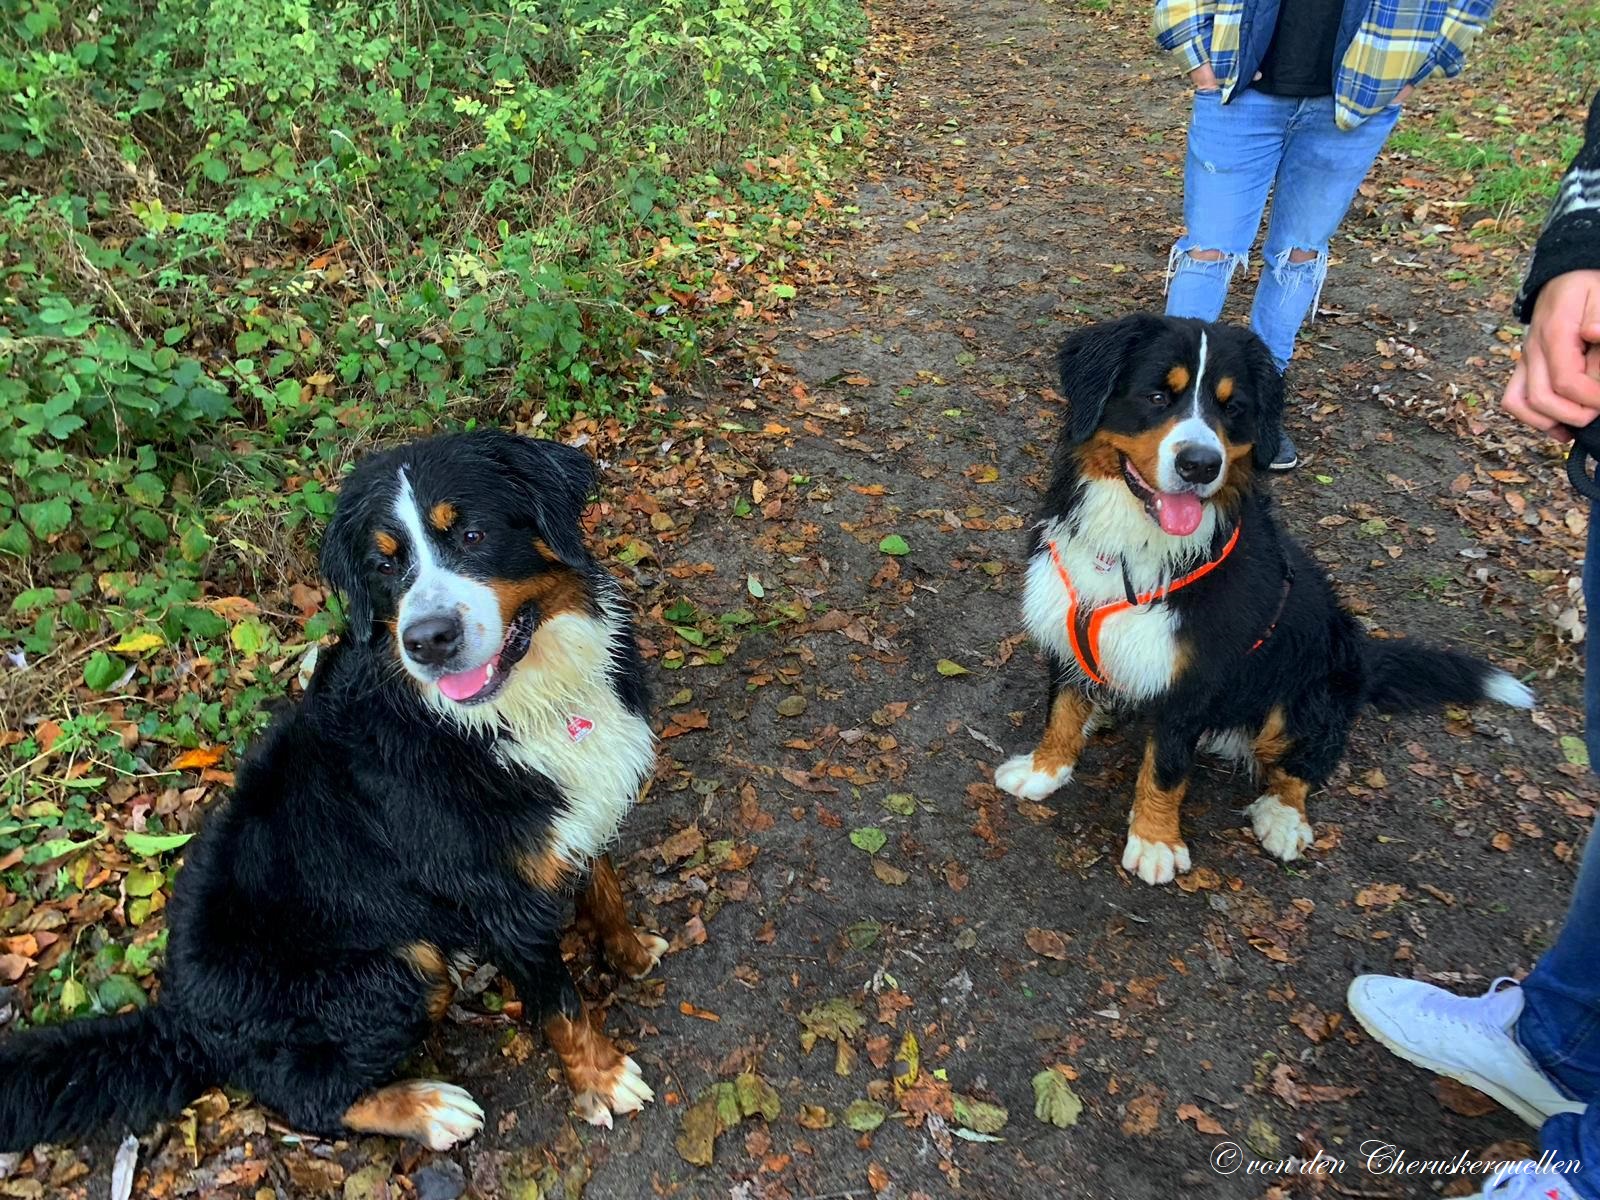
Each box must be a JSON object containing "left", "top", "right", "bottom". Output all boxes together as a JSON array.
[
  {"left": 1474, "top": 1160, "right": 1581, "bottom": 1199},
  {"left": 1346, "top": 975, "right": 1587, "bottom": 1128}
]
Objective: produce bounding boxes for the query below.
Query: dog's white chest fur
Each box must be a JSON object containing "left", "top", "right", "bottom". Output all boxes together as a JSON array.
[
  {"left": 432, "top": 603, "right": 656, "bottom": 866},
  {"left": 1021, "top": 481, "right": 1218, "bottom": 701}
]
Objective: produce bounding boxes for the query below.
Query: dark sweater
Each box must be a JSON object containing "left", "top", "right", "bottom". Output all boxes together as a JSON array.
[{"left": 1517, "top": 91, "right": 1600, "bottom": 321}]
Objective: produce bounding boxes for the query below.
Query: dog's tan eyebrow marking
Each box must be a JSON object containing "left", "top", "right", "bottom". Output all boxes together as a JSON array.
[
  {"left": 1165, "top": 365, "right": 1190, "bottom": 393},
  {"left": 374, "top": 531, "right": 399, "bottom": 556},
  {"left": 429, "top": 502, "right": 457, "bottom": 532},
  {"left": 1215, "top": 375, "right": 1234, "bottom": 403}
]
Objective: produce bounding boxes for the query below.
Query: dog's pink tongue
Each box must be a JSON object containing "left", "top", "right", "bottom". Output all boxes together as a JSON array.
[
  {"left": 1154, "top": 492, "right": 1204, "bottom": 537},
  {"left": 438, "top": 661, "right": 492, "bottom": 702}
]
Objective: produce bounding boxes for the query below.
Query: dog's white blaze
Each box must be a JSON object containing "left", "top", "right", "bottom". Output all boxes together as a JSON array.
[
  {"left": 429, "top": 586, "right": 654, "bottom": 865},
  {"left": 1156, "top": 331, "right": 1224, "bottom": 497},
  {"left": 394, "top": 469, "right": 502, "bottom": 675}
]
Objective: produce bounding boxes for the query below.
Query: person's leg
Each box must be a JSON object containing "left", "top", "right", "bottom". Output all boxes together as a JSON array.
[
  {"left": 1516, "top": 501, "right": 1600, "bottom": 1097},
  {"left": 1165, "top": 89, "right": 1295, "bottom": 322},
  {"left": 1248, "top": 97, "right": 1402, "bottom": 371},
  {"left": 1533, "top": 1107, "right": 1600, "bottom": 1199}
]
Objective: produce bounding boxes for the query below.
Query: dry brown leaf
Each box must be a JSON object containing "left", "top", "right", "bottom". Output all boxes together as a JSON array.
[{"left": 1177, "top": 1102, "right": 1226, "bottom": 1135}]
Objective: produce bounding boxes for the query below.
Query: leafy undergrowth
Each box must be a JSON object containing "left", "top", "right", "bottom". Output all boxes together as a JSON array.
[{"left": 0, "top": 0, "right": 870, "bottom": 1025}]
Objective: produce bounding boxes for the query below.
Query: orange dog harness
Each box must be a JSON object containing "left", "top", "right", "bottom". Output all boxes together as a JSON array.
[{"left": 1046, "top": 525, "right": 1240, "bottom": 687}]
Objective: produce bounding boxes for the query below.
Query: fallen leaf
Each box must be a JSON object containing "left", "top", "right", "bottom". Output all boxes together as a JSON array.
[
  {"left": 1024, "top": 928, "right": 1069, "bottom": 960},
  {"left": 1121, "top": 1088, "right": 1162, "bottom": 1136},
  {"left": 1436, "top": 1077, "right": 1497, "bottom": 1117},
  {"left": 878, "top": 534, "right": 910, "bottom": 556},
  {"left": 845, "top": 1099, "right": 887, "bottom": 1132},
  {"left": 953, "top": 1094, "right": 1008, "bottom": 1134},
  {"left": 169, "top": 745, "right": 226, "bottom": 771},
  {"left": 935, "top": 658, "right": 969, "bottom": 677},
  {"left": 1032, "top": 1067, "right": 1083, "bottom": 1127},
  {"left": 1177, "top": 1102, "right": 1226, "bottom": 1135},
  {"left": 850, "top": 827, "right": 887, "bottom": 855},
  {"left": 662, "top": 709, "right": 711, "bottom": 738}
]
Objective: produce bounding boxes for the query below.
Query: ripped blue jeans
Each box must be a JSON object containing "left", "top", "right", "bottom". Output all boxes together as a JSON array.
[{"left": 1165, "top": 88, "right": 1402, "bottom": 371}]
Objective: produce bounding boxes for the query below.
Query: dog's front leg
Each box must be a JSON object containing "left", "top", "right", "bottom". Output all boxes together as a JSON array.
[
  {"left": 1122, "top": 729, "right": 1197, "bottom": 885},
  {"left": 577, "top": 854, "right": 668, "bottom": 980},
  {"left": 995, "top": 683, "right": 1099, "bottom": 801},
  {"left": 488, "top": 925, "right": 654, "bottom": 1129}
]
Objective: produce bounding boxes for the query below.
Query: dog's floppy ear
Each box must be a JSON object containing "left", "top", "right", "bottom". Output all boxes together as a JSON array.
[
  {"left": 483, "top": 431, "right": 599, "bottom": 570},
  {"left": 1242, "top": 332, "right": 1286, "bottom": 471},
  {"left": 320, "top": 459, "right": 383, "bottom": 641},
  {"left": 1057, "top": 314, "right": 1166, "bottom": 445}
]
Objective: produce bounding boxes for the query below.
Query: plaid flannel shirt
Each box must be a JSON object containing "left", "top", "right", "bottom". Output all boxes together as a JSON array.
[{"left": 1153, "top": 0, "right": 1498, "bottom": 130}]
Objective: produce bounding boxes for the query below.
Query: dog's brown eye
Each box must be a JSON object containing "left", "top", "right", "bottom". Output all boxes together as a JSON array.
[
  {"left": 1149, "top": 391, "right": 1172, "bottom": 408},
  {"left": 376, "top": 559, "right": 397, "bottom": 575},
  {"left": 463, "top": 529, "right": 485, "bottom": 545}
]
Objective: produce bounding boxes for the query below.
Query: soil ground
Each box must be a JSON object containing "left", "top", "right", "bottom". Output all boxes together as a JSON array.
[{"left": 12, "top": 1, "right": 1598, "bottom": 1198}]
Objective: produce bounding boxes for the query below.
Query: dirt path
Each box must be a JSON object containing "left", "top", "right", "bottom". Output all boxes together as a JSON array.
[
  {"left": 556, "top": 1, "right": 1596, "bottom": 1196},
  {"left": 87, "top": 2, "right": 1599, "bottom": 1198}
]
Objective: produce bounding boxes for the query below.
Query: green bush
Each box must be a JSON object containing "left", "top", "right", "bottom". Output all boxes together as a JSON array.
[{"left": 0, "top": 0, "right": 861, "bottom": 650}]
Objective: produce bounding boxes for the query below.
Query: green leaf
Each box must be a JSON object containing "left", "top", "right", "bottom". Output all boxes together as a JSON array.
[
  {"left": 21, "top": 497, "right": 72, "bottom": 538},
  {"left": 878, "top": 534, "right": 910, "bottom": 556},
  {"left": 849, "top": 827, "right": 886, "bottom": 855},
  {"left": 935, "top": 658, "right": 969, "bottom": 677},
  {"left": 771, "top": 283, "right": 797, "bottom": 299},
  {"left": 882, "top": 793, "right": 916, "bottom": 816},
  {"left": 1032, "top": 1067, "right": 1083, "bottom": 1127},
  {"left": 59, "top": 978, "right": 89, "bottom": 1014},
  {"left": 124, "top": 831, "right": 195, "bottom": 857},
  {"left": 953, "top": 1094, "right": 1009, "bottom": 1134},
  {"left": 230, "top": 616, "right": 271, "bottom": 656},
  {"left": 844, "top": 1099, "right": 886, "bottom": 1132},
  {"left": 125, "top": 472, "right": 166, "bottom": 507},
  {"left": 746, "top": 574, "right": 765, "bottom": 598},
  {"left": 1562, "top": 735, "right": 1590, "bottom": 768},
  {"left": 96, "top": 974, "right": 148, "bottom": 1012},
  {"left": 124, "top": 867, "right": 163, "bottom": 897},
  {"left": 83, "top": 651, "right": 126, "bottom": 691}
]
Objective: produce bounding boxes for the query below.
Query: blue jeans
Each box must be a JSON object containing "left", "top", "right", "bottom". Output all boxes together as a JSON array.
[
  {"left": 1165, "top": 89, "right": 1402, "bottom": 371},
  {"left": 1519, "top": 503, "right": 1600, "bottom": 1196}
]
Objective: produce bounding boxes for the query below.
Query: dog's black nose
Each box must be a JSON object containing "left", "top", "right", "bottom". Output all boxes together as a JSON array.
[
  {"left": 1174, "top": 444, "right": 1223, "bottom": 485},
  {"left": 402, "top": 614, "right": 463, "bottom": 666}
]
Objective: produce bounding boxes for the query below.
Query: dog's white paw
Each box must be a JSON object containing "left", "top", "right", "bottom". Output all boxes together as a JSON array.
[
  {"left": 994, "top": 754, "right": 1073, "bottom": 801},
  {"left": 412, "top": 1082, "right": 485, "bottom": 1151},
  {"left": 1247, "top": 794, "right": 1313, "bottom": 862},
  {"left": 573, "top": 1055, "right": 654, "bottom": 1128},
  {"left": 629, "top": 932, "right": 669, "bottom": 980},
  {"left": 1121, "top": 832, "right": 1191, "bottom": 886}
]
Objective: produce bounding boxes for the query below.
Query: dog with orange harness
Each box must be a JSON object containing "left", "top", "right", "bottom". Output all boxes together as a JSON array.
[{"left": 996, "top": 315, "right": 1534, "bottom": 884}]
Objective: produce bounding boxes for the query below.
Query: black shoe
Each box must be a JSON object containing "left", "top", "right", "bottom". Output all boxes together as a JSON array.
[{"left": 1268, "top": 431, "right": 1298, "bottom": 471}]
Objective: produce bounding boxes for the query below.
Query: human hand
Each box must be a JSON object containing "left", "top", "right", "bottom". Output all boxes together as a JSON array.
[
  {"left": 1395, "top": 84, "right": 1415, "bottom": 104},
  {"left": 1502, "top": 270, "right": 1600, "bottom": 442},
  {"left": 1190, "top": 63, "right": 1220, "bottom": 91}
]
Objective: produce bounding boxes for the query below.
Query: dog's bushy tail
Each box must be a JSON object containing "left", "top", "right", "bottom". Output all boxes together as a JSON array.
[
  {"left": 0, "top": 1005, "right": 213, "bottom": 1150},
  {"left": 1363, "top": 639, "right": 1534, "bottom": 715}
]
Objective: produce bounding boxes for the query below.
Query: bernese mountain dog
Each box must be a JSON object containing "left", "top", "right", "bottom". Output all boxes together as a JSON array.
[
  {"left": 0, "top": 430, "right": 665, "bottom": 1152},
  {"left": 996, "top": 315, "right": 1534, "bottom": 885}
]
